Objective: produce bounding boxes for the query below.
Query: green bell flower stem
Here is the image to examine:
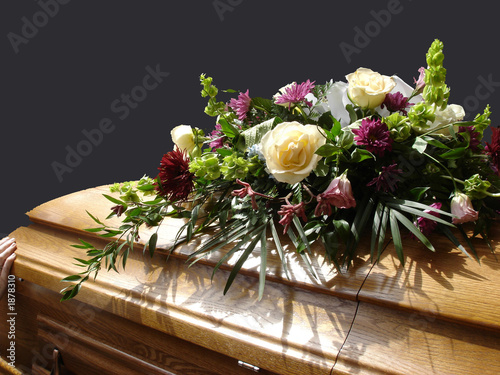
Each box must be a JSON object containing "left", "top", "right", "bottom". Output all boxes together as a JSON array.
[
  {"left": 440, "top": 175, "right": 500, "bottom": 197},
  {"left": 423, "top": 151, "right": 458, "bottom": 191}
]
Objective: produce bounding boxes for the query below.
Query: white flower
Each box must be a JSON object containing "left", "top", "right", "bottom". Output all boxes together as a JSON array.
[
  {"left": 326, "top": 72, "right": 421, "bottom": 127},
  {"left": 171, "top": 125, "right": 197, "bottom": 153},
  {"left": 427, "top": 104, "right": 465, "bottom": 135},
  {"left": 260, "top": 121, "right": 326, "bottom": 184},
  {"left": 346, "top": 68, "right": 396, "bottom": 109}
]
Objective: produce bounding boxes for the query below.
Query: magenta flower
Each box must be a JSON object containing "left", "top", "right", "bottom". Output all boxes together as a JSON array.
[
  {"left": 229, "top": 90, "right": 251, "bottom": 120},
  {"left": 458, "top": 125, "right": 481, "bottom": 152},
  {"left": 352, "top": 118, "right": 393, "bottom": 157},
  {"left": 315, "top": 172, "right": 356, "bottom": 216},
  {"left": 278, "top": 200, "right": 307, "bottom": 234},
  {"left": 274, "top": 80, "right": 315, "bottom": 108},
  {"left": 209, "top": 123, "right": 224, "bottom": 150},
  {"left": 451, "top": 192, "right": 478, "bottom": 224},
  {"left": 415, "top": 202, "right": 442, "bottom": 236},
  {"left": 486, "top": 127, "right": 500, "bottom": 175},
  {"left": 367, "top": 164, "right": 403, "bottom": 192},
  {"left": 381, "top": 92, "right": 413, "bottom": 115},
  {"left": 414, "top": 67, "right": 426, "bottom": 93}
]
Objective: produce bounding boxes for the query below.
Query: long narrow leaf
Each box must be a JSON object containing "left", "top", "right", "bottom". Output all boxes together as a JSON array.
[
  {"left": 385, "top": 202, "right": 454, "bottom": 227},
  {"left": 439, "top": 224, "right": 474, "bottom": 261},
  {"left": 223, "top": 228, "right": 264, "bottom": 295},
  {"left": 269, "top": 218, "right": 290, "bottom": 279},
  {"left": 258, "top": 230, "right": 267, "bottom": 301},
  {"left": 389, "top": 209, "right": 405, "bottom": 265},
  {"left": 391, "top": 209, "right": 435, "bottom": 251}
]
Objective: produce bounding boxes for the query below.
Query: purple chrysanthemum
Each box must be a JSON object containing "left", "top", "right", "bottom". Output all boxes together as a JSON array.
[
  {"left": 229, "top": 89, "right": 251, "bottom": 120},
  {"left": 458, "top": 125, "right": 481, "bottom": 152},
  {"left": 209, "top": 123, "right": 224, "bottom": 150},
  {"left": 352, "top": 118, "right": 393, "bottom": 157},
  {"left": 415, "top": 202, "right": 442, "bottom": 236},
  {"left": 274, "top": 80, "right": 315, "bottom": 108},
  {"left": 367, "top": 163, "right": 403, "bottom": 192},
  {"left": 381, "top": 92, "right": 413, "bottom": 115}
]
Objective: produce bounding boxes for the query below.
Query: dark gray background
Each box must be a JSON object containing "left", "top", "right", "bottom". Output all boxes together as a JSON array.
[{"left": 1, "top": 0, "right": 499, "bottom": 236}]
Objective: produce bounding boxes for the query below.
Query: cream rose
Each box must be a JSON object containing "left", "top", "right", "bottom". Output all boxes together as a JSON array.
[
  {"left": 260, "top": 121, "right": 326, "bottom": 184},
  {"left": 346, "top": 68, "right": 396, "bottom": 109},
  {"left": 428, "top": 104, "right": 465, "bottom": 135},
  {"left": 171, "top": 125, "right": 198, "bottom": 153}
]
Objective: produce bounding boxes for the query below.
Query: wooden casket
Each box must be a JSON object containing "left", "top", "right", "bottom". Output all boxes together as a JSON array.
[{"left": 1, "top": 185, "right": 500, "bottom": 374}]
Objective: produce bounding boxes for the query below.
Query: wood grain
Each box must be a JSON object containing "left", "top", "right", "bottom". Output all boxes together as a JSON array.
[
  {"left": 9, "top": 184, "right": 500, "bottom": 374},
  {"left": 358, "top": 226, "right": 500, "bottom": 332},
  {"left": 334, "top": 301, "right": 500, "bottom": 375},
  {"left": 10, "top": 222, "right": 357, "bottom": 375}
]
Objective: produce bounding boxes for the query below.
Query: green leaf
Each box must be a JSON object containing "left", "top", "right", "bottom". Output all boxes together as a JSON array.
[
  {"left": 350, "top": 148, "right": 374, "bottom": 162},
  {"left": 315, "top": 143, "right": 340, "bottom": 157},
  {"left": 412, "top": 137, "right": 428, "bottom": 153},
  {"left": 148, "top": 233, "right": 158, "bottom": 258},
  {"left": 84, "top": 227, "right": 104, "bottom": 233},
  {"left": 269, "top": 218, "right": 290, "bottom": 279},
  {"left": 86, "top": 211, "right": 105, "bottom": 226},
  {"left": 216, "top": 148, "right": 233, "bottom": 157},
  {"left": 103, "top": 194, "right": 126, "bottom": 206},
  {"left": 389, "top": 209, "right": 405, "bottom": 265},
  {"left": 223, "top": 227, "right": 263, "bottom": 295},
  {"left": 440, "top": 147, "right": 467, "bottom": 160},
  {"left": 391, "top": 209, "right": 435, "bottom": 252},
  {"left": 422, "top": 136, "right": 450, "bottom": 149},
  {"left": 61, "top": 275, "right": 82, "bottom": 282},
  {"left": 258, "top": 230, "right": 267, "bottom": 301},
  {"left": 219, "top": 118, "right": 240, "bottom": 138}
]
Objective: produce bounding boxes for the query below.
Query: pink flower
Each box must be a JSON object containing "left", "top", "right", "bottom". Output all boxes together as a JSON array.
[
  {"left": 352, "top": 118, "right": 393, "bottom": 157},
  {"left": 229, "top": 90, "right": 251, "bottom": 120},
  {"left": 315, "top": 172, "right": 356, "bottom": 216},
  {"left": 274, "top": 80, "right": 315, "bottom": 108},
  {"left": 414, "top": 67, "right": 426, "bottom": 93},
  {"left": 451, "top": 193, "right": 478, "bottom": 224},
  {"left": 209, "top": 123, "right": 224, "bottom": 150},
  {"left": 278, "top": 200, "right": 307, "bottom": 234},
  {"left": 415, "top": 202, "right": 442, "bottom": 236}
]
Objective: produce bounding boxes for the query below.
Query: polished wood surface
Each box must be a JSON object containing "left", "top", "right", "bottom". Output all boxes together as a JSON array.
[{"left": 2, "top": 185, "right": 500, "bottom": 374}]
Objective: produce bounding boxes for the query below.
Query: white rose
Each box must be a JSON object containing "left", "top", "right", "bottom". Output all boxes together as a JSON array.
[
  {"left": 260, "top": 121, "right": 326, "bottom": 184},
  {"left": 425, "top": 104, "right": 465, "bottom": 135},
  {"left": 171, "top": 125, "right": 197, "bottom": 152},
  {"left": 346, "top": 68, "right": 396, "bottom": 109},
  {"left": 327, "top": 75, "right": 418, "bottom": 127}
]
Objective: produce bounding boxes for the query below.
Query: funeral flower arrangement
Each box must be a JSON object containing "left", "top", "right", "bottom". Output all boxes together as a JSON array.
[{"left": 61, "top": 40, "right": 500, "bottom": 300}]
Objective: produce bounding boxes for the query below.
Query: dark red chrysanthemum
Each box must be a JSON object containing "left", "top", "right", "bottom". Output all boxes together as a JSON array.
[
  {"left": 381, "top": 92, "right": 413, "bottom": 115},
  {"left": 486, "top": 127, "right": 500, "bottom": 175},
  {"left": 352, "top": 118, "right": 393, "bottom": 157},
  {"left": 156, "top": 149, "right": 195, "bottom": 201},
  {"left": 458, "top": 125, "right": 481, "bottom": 152},
  {"left": 367, "top": 163, "right": 403, "bottom": 193}
]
